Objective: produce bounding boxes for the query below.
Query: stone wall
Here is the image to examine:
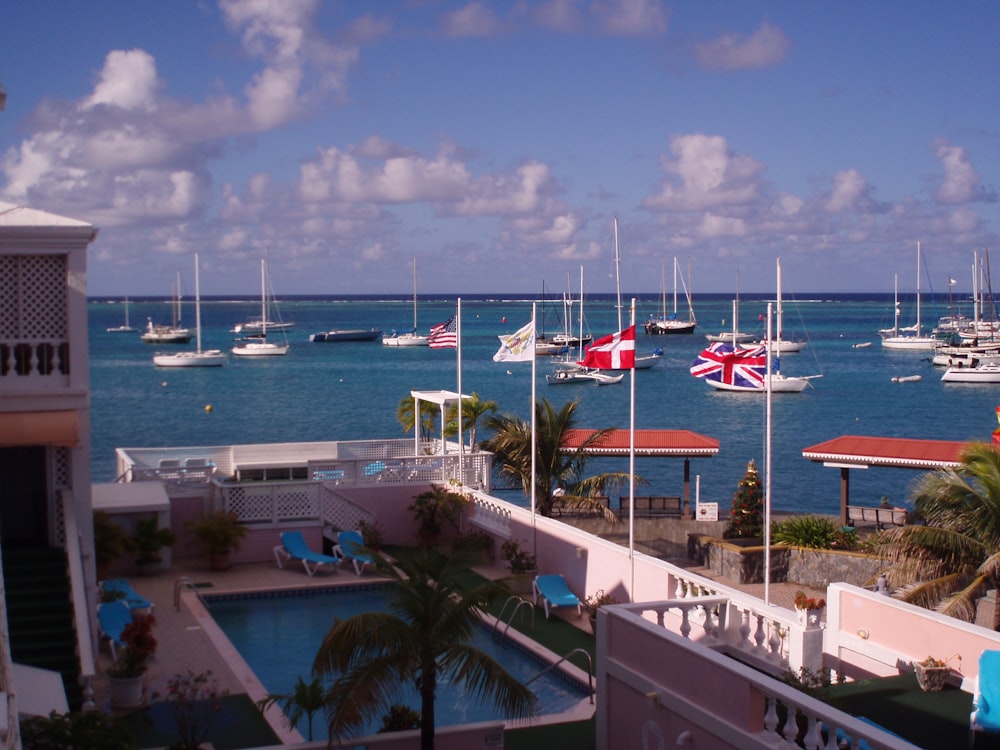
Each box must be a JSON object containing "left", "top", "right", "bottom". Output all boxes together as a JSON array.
[{"left": 688, "top": 533, "right": 882, "bottom": 587}]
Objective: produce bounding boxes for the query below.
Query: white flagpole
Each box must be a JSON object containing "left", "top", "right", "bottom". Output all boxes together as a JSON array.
[
  {"left": 531, "top": 302, "right": 538, "bottom": 549},
  {"left": 764, "top": 301, "right": 773, "bottom": 607},
  {"left": 457, "top": 298, "right": 464, "bottom": 484},
  {"left": 629, "top": 298, "right": 637, "bottom": 598}
]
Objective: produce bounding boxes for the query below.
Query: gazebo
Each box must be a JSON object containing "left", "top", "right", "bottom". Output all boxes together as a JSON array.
[
  {"left": 559, "top": 428, "right": 720, "bottom": 517},
  {"left": 801, "top": 435, "right": 968, "bottom": 525}
]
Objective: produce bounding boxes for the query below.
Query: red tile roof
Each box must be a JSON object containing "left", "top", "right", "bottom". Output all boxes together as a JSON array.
[
  {"left": 559, "top": 429, "right": 719, "bottom": 457},
  {"left": 801, "top": 435, "right": 975, "bottom": 469}
]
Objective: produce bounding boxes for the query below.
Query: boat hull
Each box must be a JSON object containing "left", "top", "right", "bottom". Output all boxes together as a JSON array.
[
  {"left": 705, "top": 331, "right": 755, "bottom": 344},
  {"left": 232, "top": 342, "right": 289, "bottom": 356},
  {"left": 941, "top": 365, "right": 1000, "bottom": 383},
  {"left": 644, "top": 320, "right": 696, "bottom": 335},
  {"left": 880, "top": 335, "right": 937, "bottom": 350},
  {"left": 382, "top": 334, "right": 429, "bottom": 347},
  {"left": 310, "top": 329, "right": 382, "bottom": 342},
  {"left": 153, "top": 351, "right": 227, "bottom": 367},
  {"left": 141, "top": 330, "right": 192, "bottom": 344},
  {"left": 706, "top": 374, "right": 813, "bottom": 393}
]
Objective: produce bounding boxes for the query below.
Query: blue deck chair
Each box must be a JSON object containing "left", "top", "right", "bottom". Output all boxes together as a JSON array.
[
  {"left": 97, "top": 600, "right": 132, "bottom": 662},
  {"left": 334, "top": 530, "right": 376, "bottom": 576},
  {"left": 532, "top": 574, "right": 582, "bottom": 619},
  {"left": 971, "top": 650, "right": 1000, "bottom": 747},
  {"left": 273, "top": 530, "right": 342, "bottom": 576},
  {"left": 100, "top": 578, "right": 154, "bottom": 613}
]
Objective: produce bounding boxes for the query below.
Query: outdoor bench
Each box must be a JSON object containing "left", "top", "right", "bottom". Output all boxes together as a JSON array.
[
  {"left": 847, "top": 505, "right": 907, "bottom": 530},
  {"left": 619, "top": 495, "right": 682, "bottom": 518}
]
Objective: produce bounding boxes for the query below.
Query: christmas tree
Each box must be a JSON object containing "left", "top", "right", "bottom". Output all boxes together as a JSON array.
[{"left": 724, "top": 460, "right": 763, "bottom": 538}]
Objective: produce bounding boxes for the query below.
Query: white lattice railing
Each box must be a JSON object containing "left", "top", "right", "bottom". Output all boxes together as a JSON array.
[
  {"left": 319, "top": 484, "right": 375, "bottom": 531},
  {"left": 220, "top": 480, "right": 321, "bottom": 524},
  {"left": 466, "top": 491, "right": 512, "bottom": 538}
]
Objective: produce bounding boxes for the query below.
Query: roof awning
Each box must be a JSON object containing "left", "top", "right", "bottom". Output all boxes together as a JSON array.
[
  {"left": 801, "top": 435, "right": 968, "bottom": 470},
  {"left": 0, "top": 410, "right": 80, "bottom": 447},
  {"left": 560, "top": 429, "right": 720, "bottom": 457}
]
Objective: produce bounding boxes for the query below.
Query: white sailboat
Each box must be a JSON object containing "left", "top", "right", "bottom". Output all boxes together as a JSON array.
[
  {"left": 232, "top": 258, "right": 290, "bottom": 356},
  {"left": 644, "top": 257, "right": 696, "bottom": 335},
  {"left": 383, "top": 257, "right": 430, "bottom": 346},
  {"left": 742, "top": 258, "right": 803, "bottom": 353},
  {"left": 107, "top": 296, "right": 137, "bottom": 333},
  {"left": 880, "top": 241, "right": 937, "bottom": 350},
  {"left": 705, "top": 271, "right": 754, "bottom": 344},
  {"left": 140, "top": 271, "right": 192, "bottom": 343},
  {"left": 607, "top": 218, "right": 661, "bottom": 369},
  {"left": 154, "top": 253, "right": 226, "bottom": 367},
  {"left": 547, "top": 266, "right": 623, "bottom": 385},
  {"left": 704, "top": 259, "right": 821, "bottom": 393}
]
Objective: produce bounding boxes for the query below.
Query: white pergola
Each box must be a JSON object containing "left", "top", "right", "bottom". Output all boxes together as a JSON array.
[{"left": 410, "top": 389, "right": 472, "bottom": 456}]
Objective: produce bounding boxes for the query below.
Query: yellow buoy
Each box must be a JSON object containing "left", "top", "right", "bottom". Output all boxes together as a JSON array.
[{"left": 205, "top": 404, "right": 213, "bottom": 413}]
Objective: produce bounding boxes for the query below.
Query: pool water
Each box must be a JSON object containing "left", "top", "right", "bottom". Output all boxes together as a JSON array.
[{"left": 206, "top": 584, "right": 590, "bottom": 740}]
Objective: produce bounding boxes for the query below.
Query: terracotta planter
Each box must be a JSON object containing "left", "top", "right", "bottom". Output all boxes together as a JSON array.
[
  {"left": 208, "top": 550, "right": 232, "bottom": 571},
  {"left": 109, "top": 673, "right": 145, "bottom": 709}
]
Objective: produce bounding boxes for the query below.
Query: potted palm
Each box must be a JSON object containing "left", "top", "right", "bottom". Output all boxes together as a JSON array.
[
  {"left": 500, "top": 539, "right": 537, "bottom": 595},
  {"left": 584, "top": 589, "right": 619, "bottom": 636},
  {"left": 107, "top": 614, "right": 157, "bottom": 708},
  {"left": 185, "top": 510, "right": 248, "bottom": 571},
  {"left": 94, "top": 511, "right": 129, "bottom": 580},
  {"left": 128, "top": 517, "right": 177, "bottom": 576},
  {"left": 408, "top": 487, "right": 467, "bottom": 547}
]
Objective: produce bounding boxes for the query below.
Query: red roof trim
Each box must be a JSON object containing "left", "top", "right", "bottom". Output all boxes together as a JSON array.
[
  {"left": 560, "top": 429, "right": 719, "bottom": 457},
  {"left": 801, "top": 435, "right": 972, "bottom": 469}
]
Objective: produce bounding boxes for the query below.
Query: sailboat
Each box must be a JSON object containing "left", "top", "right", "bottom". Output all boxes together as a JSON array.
[
  {"left": 644, "top": 257, "right": 696, "bottom": 335},
  {"left": 140, "top": 271, "right": 192, "bottom": 343},
  {"left": 232, "top": 258, "right": 290, "bottom": 356},
  {"left": 154, "top": 253, "right": 226, "bottom": 367},
  {"left": 107, "top": 297, "right": 137, "bottom": 333},
  {"left": 383, "top": 257, "right": 430, "bottom": 347},
  {"left": 547, "top": 266, "right": 624, "bottom": 385},
  {"left": 603, "top": 217, "right": 661, "bottom": 369},
  {"left": 692, "top": 258, "right": 821, "bottom": 393},
  {"left": 880, "top": 241, "right": 937, "bottom": 350},
  {"left": 742, "top": 259, "right": 804, "bottom": 353},
  {"left": 534, "top": 281, "right": 569, "bottom": 356},
  {"left": 705, "top": 272, "right": 754, "bottom": 344}
]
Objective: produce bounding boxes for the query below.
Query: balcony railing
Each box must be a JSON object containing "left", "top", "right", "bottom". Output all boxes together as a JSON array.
[{"left": 0, "top": 339, "right": 70, "bottom": 383}]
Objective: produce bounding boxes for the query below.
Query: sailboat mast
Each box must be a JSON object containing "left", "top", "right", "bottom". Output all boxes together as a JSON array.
[
  {"left": 578, "top": 265, "right": 585, "bottom": 360},
  {"left": 916, "top": 241, "right": 922, "bottom": 337},
  {"left": 776, "top": 257, "right": 784, "bottom": 346},
  {"left": 613, "top": 217, "right": 623, "bottom": 331},
  {"left": 194, "top": 252, "right": 202, "bottom": 353},
  {"left": 412, "top": 256, "right": 418, "bottom": 329},
  {"left": 260, "top": 258, "right": 267, "bottom": 338},
  {"left": 673, "top": 257, "right": 679, "bottom": 316}
]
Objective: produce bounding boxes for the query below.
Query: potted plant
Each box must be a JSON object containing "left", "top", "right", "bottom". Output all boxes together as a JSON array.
[
  {"left": 358, "top": 519, "right": 385, "bottom": 552},
  {"left": 454, "top": 528, "right": 495, "bottom": 564},
  {"left": 128, "top": 516, "right": 177, "bottom": 576},
  {"left": 793, "top": 590, "right": 826, "bottom": 630},
  {"left": 583, "top": 589, "right": 619, "bottom": 635},
  {"left": 408, "top": 487, "right": 467, "bottom": 547},
  {"left": 499, "top": 539, "right": 537, "bottom": 594},
  {"left": 185, "top": 510, "right": 249, "bottom": 571},
  {"left": 94, "top": 511, "right": 130, "bottom": 580},
  {"left": 914, "top": 655, "right": 951, "bottom": 692},
  {"left": 106, "top": 614, "right": 157, "bottom": 708}
]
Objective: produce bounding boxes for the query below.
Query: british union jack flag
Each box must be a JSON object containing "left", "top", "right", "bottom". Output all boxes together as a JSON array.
[{"left": 690, "top": 342, "right": 767, "bottom": 388}]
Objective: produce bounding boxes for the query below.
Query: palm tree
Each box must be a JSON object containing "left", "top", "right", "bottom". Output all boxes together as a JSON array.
[
  {"left": 874, "top": 441, "right": 1000, "bottom": 621},
  {"left": 443, "top": 391, "right": 497, "bottom": 449},
  {"left": 397, "top": 394, "right": 439, "bottom": 441},
  {"left": 312, "top": 549, "right": 538, "bottom": 750},
  {"left": 482, "top": 397, "right": 635, "bottom": 518},
  {"left": 255, "top": 675, "right": 325, "bottom": 741}
]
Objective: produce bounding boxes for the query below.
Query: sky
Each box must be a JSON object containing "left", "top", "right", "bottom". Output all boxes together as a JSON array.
[{"left": 1, "top": 1, "right": 998, "bottom": 298}]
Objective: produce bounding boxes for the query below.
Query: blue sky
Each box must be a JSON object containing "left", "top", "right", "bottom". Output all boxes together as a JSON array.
[{"left": 1, "top": 1, "right": 998, "bottom": 297}]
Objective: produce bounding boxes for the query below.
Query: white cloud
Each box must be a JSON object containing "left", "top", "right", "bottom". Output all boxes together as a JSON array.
[
  {"left": 644, "top": 134, "right": 764, "bottom": 212},
  {"left": 84, "top": 50, "right": 160, "bottom": 111},
  {"left": 935, "top": 142, "right": 979, "bottom": 204},
  {"left": 533, "top": 0, "right": 584, "bottom": 33},
  {"left": 591, "top": 0, "right": 669, "bottom": 37},
  {"left": 441, "top": 2, "right": 505, "bottom": 37},
  {"left": 827, "top": 169, "right": 867, "bottom": 212},
  {"left": 693, "top": 22, "right": 790, "bottom": 71}
]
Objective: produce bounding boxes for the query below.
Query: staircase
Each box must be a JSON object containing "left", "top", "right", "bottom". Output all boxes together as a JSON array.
[{"left": 3, "top": 545, "right": 82, "bottom": 711}]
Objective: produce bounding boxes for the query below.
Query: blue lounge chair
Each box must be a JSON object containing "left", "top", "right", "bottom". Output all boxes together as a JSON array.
[
  {"left": 971, "top": 650, "right": 1000, "bottom": 747},
  {"left": 273, "top": 530, "right": 342, "bottom": 576},
  {"left": 532, "top": 574, "right": 582, "bottom": 619},
  {"left": 99, "top": 578, "right": 154, "bottom": 613},
  {"left": 97, "top": 600, "right": 132, "bottom": 662},
  {"left": 334, "top": 530, "right": 376, "bottom": 576}
]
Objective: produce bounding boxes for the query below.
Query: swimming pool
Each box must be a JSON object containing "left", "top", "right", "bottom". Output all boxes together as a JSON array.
[{"left": 204, "top": 583, "right": 593, "bottom": 741}]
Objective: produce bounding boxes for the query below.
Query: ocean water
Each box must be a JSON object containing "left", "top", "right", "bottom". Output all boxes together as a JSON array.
[{"left": 88, "top": 293, "right": 997, "bottom": 516}]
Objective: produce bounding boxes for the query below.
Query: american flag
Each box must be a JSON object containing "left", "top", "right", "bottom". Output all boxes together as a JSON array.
[
  {"left": 428, "top": 316, "right": 458, "bottom": 348},
  {"left": 690, "top": 342, "right": 766, "bottom": 388}
]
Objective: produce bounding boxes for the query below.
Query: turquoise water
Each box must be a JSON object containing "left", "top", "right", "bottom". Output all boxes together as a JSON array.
[
  {"left": 88, "top": 293, "right": 996, "bottom": 515},
  {"left": 206, "top": 585, "right": 589, "bottom": 739}
]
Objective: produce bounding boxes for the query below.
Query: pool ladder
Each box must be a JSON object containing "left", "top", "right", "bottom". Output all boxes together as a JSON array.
[
  {"left": 525, "top": 647, "right": 595, "bottom": 704},
  {"left": 493, "top": 595, "right": 535, "bottom": 643},
  {"left": 174, "top": 576, "right": 206, "bottom": 611}
]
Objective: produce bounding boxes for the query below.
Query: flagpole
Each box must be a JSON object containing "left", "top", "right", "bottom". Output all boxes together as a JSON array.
[
  {"left": 531, "top": 301, "right": 538, "bottom": 550},
  {"left": 629, "top": 298, "right": 637, "bottom": 598},
  {"left": 457, "top": 298, "right": 464, "bottom": 485},
  {"left": 764, "top": 301, "right": 773, "bottom": 607}
]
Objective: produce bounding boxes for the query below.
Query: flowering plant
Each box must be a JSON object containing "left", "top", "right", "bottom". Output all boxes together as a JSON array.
[
  {"left": 157, "top": 669, "right": 227, "bottom": 750},
  {"left": 499, "top": 539, "right": 537, "bottom": 574},
  {"left": 793, "top": 591, "right": 826, "bottom": 611},
  {"left": 583, "top": 589, "right": 619, "bottom": 616},
  {"left": 106, "top": 614, "right": 157, "bottom": 679},
  {"left": 917, "top": 655, "right": 947, "bottom": 668}
]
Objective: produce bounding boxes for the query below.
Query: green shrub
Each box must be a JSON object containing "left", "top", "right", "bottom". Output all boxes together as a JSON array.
[
  {"left": 771, "top": 515, "right": 858, "bottom": 551},
  {"left": 21, "top": 711, "right": 135, "bottom": 750}
]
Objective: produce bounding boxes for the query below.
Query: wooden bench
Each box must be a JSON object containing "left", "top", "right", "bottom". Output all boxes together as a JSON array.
[
  {"left": 847, "top": 505, "right": 907, "bottom": 530},
  {"left": 619, "top": 495, "right": 682, "bottom": 518}
]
